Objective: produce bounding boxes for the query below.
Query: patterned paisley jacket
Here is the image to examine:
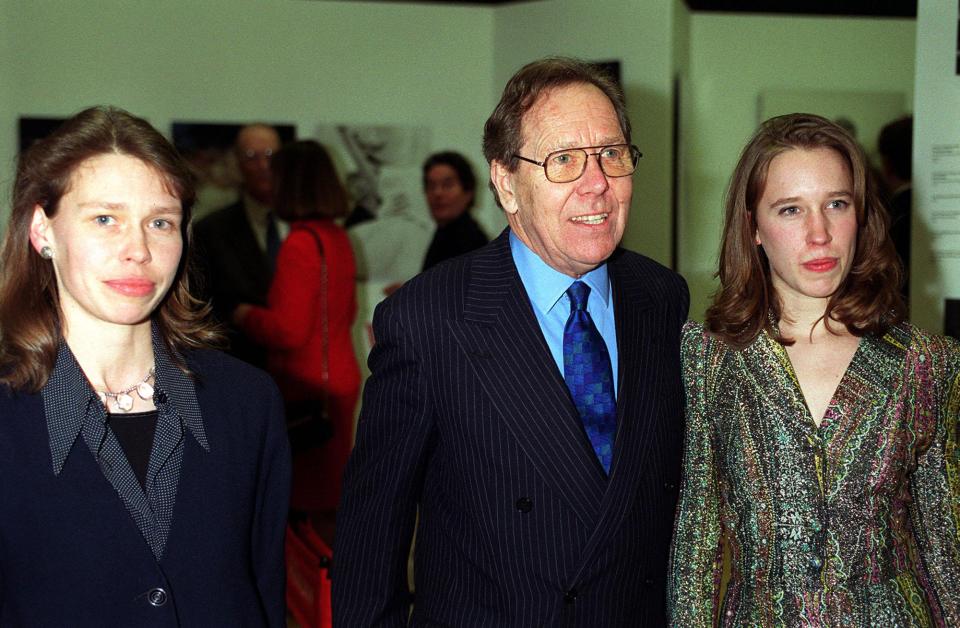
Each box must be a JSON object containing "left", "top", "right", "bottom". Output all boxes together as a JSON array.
[{"left": 669, "top": 321, "right": 960, "bottom": 627}]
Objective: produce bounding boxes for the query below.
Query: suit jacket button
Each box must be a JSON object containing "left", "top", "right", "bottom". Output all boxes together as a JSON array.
[
  {"left": 147, "top": 588, "right": 168, "bottom": 607},
  {"left": 515, "top": 497, "right": 533, "bottom": 513},
  {"left": 564, "top": 589, "right": 578, "bottom": 603}
]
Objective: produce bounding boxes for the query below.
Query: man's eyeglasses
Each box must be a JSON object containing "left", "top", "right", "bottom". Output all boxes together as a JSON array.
[
  {"left": 241, "top": 148, "right": 274, "bottom": 162},
  {"left": 514, "top": 144, "right": 642, "bottom": 184}
]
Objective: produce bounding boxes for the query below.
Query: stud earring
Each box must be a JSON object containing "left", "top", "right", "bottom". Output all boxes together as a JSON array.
[{"left": 40, "top": 246, "right": 53, "bottom": 259}]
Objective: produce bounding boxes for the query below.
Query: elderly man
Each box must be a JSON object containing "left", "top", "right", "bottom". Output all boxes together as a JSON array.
[
  {"left": 333, "top": 57, "right": 689, "bottom": 626},
  {"left": 193, "top": 124, "right": 285, "bottom": 369}
]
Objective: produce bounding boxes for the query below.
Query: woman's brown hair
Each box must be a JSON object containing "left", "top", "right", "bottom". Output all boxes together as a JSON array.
[
  {"left": 270, "top": 140, "right": 349, "bottom": 221},
  {"left": 0, "top": 105, "right": 222, "bottom": 392},
  {"left": 706, "top": 112, "right": 905, "bottom": 348}
]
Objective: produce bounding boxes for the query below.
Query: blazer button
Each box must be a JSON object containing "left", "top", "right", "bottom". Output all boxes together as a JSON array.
[
  {"left": 564, "top": 589, "right": 578, "bottom": 604},
  {"left": 147, "top": 588, "right": 168, "bottom": 607},
  {"left": 515, "top": 497, "right": 533, "bottom": 513}
]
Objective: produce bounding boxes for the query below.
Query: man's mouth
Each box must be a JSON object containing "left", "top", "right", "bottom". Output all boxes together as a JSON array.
[{"left": 570, "top": 213, "right": 608, "bottom": 226}]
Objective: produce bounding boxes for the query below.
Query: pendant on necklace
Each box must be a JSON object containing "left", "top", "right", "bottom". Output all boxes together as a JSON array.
[
  {"left": 96, "top": 367, "right": 155, "bottom": 413},
  {"left": 115, "top": 393, "right": 135, "bottom": 412},
  {"left": 137, "top": 380, "right": 154, "bottom": 400}
]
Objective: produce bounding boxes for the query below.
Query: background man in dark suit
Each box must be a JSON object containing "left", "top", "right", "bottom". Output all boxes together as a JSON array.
[
  {"left": 333, "top": 57, "right": 689, "bottom": 626},
  {"left": 193, "top": 124, "right": 284, "bottom": 368},
  {"left": 877, "top": 115, "right": 912, "bottom": 306}
]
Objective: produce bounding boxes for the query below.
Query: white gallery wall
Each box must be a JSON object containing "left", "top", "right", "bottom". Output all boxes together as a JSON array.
[
  {"left": 0, "top": 0, "right": 919, "bottom": 321},
  {"left": 0, "top": 0, "right": 497, "bottom": 233}
]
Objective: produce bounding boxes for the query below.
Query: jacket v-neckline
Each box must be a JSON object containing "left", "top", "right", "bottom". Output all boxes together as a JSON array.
[{"left": 751, "top": 330, "right": 902, "bottom": 446}]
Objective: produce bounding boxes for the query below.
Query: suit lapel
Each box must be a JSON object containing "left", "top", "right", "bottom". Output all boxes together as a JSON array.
[{"left": 446, "top": 232, "right": 606, "bottom": 526}]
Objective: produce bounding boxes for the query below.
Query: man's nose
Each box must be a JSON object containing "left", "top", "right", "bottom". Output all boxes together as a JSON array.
[{"left": 577, "top": 153, "right": 609, "bottom": 192}]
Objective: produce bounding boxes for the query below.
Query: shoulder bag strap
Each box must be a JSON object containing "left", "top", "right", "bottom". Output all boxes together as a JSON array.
[{"left": 294, "top": 226, "right": 330, "bottom": 396}]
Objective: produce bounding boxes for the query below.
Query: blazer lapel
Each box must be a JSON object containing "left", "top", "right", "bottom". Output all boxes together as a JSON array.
[{"left": 445, "top": 232, "right": 606, "bottom": 526}]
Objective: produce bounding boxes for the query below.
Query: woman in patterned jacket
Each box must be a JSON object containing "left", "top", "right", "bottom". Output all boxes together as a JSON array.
[{"left": 668, "top": 113, "right": 959, "bottom": 626}]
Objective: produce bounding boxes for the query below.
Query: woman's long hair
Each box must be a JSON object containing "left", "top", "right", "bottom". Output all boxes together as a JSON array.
[
  {"left": 706, "top": 113, "right": 905, "bottom": 348},
  {"left": 0, "top": 106, "right": 222, "bottom": 392}
]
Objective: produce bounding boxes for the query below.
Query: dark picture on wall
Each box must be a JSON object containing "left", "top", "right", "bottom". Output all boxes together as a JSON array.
[
  {"left": 946, "top": 298, "right": 960, "bottom": 339},
  {"left": 956, "top": 0, "right": 960, "bottom": 73},
  {"left": 18, "top": 117, "right": 68, "bottom": 152}
]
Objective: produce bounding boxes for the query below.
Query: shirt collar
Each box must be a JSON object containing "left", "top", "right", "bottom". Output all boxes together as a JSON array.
[
  {"left": 509, "top": 230, "right": 610, "bottom": 317},
  {"left": 43, "top": 322, "right": 209, "bottom": 476},
  {"left": 242, "top": 192, "right": 272, "bottom": 226}
]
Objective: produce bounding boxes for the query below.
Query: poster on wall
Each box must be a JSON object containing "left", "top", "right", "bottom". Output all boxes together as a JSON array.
[
  {"left": 914, "top": 0, "right": 960, "bottom": 335},
  {"left": 315, "top": 123, "right": 433, "bottom": 285},
  {"left": 314, "top": 123, "right": 432, "bottom": 368},
  {"left": 171, "top": 122, "right": 296, "bottom": 221}
]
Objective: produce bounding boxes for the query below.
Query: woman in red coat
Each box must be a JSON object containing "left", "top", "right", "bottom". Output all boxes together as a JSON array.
[{"left": 235, "top": 140, "right": 360, "bottom": 515}]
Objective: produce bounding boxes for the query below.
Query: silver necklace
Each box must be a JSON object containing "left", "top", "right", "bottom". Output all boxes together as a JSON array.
[{"left": 97, "top": 368, "right": 155, "bottom": 413}]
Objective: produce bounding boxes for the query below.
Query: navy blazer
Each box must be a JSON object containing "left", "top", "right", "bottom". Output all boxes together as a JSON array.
[
  {"left": 0, "top": 350, "right": 290, "bottom": 627},
  {"left": 333, "top": 230, "right": 689, "bottom": 626}
]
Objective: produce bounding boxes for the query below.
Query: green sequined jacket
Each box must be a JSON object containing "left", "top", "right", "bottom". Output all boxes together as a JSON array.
[{"left": 668, "top": 321, "right": 960, "bottom": 627}]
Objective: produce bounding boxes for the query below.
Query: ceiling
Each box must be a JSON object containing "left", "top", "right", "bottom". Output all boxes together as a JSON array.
[{"left": 364, "top": 0, "right": 917, "bottom": 18}]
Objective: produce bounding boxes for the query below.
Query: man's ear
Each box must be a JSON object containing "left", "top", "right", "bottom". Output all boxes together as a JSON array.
[
  {"left": 490, "top": 160, "right": 519, "bottom": 215},
  {"left": 29, "top": 205, "right": 53, "bottom": 254}
]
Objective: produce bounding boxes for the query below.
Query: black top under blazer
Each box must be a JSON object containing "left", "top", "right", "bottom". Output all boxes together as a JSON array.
[
  {"left": 0, "top": 349, "right": 290, "bottom": 627},
  {"left": 333, "top": 229, "right": 690, "bottom": 626}
]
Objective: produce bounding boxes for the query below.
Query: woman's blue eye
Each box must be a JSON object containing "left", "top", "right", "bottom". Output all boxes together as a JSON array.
[
  {"left": 828, "top": 200, "right": 849, "bottom": 209},
  {"left": 779, "top": 206, "right": 799, "bottom": 216},
  {"left": 95, "top": 215, "right": 116, "bottom": 225}
]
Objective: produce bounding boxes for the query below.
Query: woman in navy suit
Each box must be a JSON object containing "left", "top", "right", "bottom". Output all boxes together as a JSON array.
[{"left": 0, "top": 106, "right": 290, "bottom": 626}]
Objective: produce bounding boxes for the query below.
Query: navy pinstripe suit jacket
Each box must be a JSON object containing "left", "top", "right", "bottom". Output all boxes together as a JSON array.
[{"left": 333, "top": 230, "right": 689, "bottom": 626}]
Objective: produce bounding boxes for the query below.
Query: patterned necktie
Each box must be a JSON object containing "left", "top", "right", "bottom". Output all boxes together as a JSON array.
[
  {"left": 265, "top": 212, "right": 281, "bottom": 270},
  {"left": 563, "top": 281, "right": 616, "bottom": 474}
]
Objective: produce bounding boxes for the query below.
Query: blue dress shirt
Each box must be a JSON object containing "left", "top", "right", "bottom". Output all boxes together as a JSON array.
[{"left": 509, "top": 231, "right": 619, "bottom": 395}]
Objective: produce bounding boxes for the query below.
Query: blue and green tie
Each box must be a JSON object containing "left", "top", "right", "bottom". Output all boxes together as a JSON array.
[{"left": 562, "top": 281, "right": 616, "bottom": 474}]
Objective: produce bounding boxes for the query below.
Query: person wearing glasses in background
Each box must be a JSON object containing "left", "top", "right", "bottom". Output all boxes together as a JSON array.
[
  {"left": 193, "top": 123, "right": 286, "bottom": 370},
  {"left": 333, "top": 57, "right": 689, "bottom": 627}
]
